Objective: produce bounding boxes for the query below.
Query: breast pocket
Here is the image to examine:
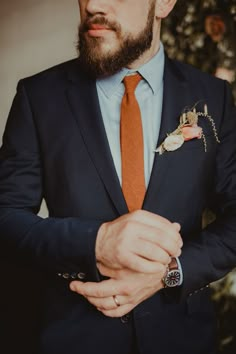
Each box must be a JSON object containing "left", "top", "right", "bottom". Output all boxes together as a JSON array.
[{"left": 179, "top": 134, "right": 218, "bottom": 151}]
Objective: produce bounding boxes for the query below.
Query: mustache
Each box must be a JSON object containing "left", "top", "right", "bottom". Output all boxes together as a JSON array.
[{"left": 80, "top": 16, "right": 121, "bottom": 33}]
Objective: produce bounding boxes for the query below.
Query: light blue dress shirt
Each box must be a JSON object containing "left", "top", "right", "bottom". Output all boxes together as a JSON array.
[
  {"left": 96, "top": 44, "right": 183, "bottom": 284},
  {"left": 96, "top": 43, "right": 165, "bottom": 187}
]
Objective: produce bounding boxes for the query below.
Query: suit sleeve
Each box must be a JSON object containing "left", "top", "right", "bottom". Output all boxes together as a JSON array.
[
  {"left": 0, "top": 80, "right": 102, "bottom": 281},
  {"left": 176, "top": 81, "right": 236, "bottom": 300}
]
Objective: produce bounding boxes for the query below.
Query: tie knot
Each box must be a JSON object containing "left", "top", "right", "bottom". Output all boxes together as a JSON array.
[{"left": 123, "top": 73, "right": 142, "bottom": 94}]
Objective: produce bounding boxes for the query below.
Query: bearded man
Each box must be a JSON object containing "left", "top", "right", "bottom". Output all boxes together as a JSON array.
[{"left": 0, "top": 1, "right": 236, "bottom": 354}]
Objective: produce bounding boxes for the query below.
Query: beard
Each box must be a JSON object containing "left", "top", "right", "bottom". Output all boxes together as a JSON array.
[{"left": 77, "top": 2, "right": 155, "bottom": 78}]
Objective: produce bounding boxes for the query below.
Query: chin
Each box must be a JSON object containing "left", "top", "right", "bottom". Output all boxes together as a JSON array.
[{"left": 100, "top": 43, "right": 119, "bottom": 56}]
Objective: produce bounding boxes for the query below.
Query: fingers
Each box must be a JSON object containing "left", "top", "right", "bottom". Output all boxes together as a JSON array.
[
  {"left": 97, "top": 262, "right": 120, "bottom": 278},
  {"left": 121, "top": 253, "right": 168, "bottom": 274},
  {"left": 70, "top": 272, "right": 165, "bottom": 318},
  {"left": 97, "top": 262, "right": 167, "bottom": 283},
  {"left": 87, "top": 295, "right": 121, "bottom": 311},
  {"left": 70, "top": 279, "right": 135, "bottom": 317},
  {"left": 70, "top": 279, "right": 122, "bottom": 298},
  {"left": 135, "top": 227, "right": 181, "bottom": 259},
  {"left": 98, "top": 304, "right": 134, "bottom": 318},
  {"left": 95, "top": 210, "right": 183, "bottom": 274},
  {"left": 128, "top": 210, "right": 181, "bottom": 240},
  {"left": 137, "top": 222, "right": 183, "bottom": 250},
  {"left": 116, "top": 225, "right": 181, "bottom": 272},
  {"left": 120, "top": 211, "right": 183, "bottom": 253},
  {"left": 127, "top": 241, "right": 171, "bottom": 265},
  {"left": 128, "top": 210, "right": 171, "bottom": 226},
  {"left": 70, "top": 280, "right": 133, "bottom": 316}
]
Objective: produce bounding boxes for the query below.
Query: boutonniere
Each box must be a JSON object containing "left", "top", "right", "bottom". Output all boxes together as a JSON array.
[{"left": 155, "top": 104, "right": 220, "bottom": 155}]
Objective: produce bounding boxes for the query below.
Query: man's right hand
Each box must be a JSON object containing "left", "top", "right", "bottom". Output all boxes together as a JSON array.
[{"left": 95, "top": 210, "right": 183, "bottom": 274}]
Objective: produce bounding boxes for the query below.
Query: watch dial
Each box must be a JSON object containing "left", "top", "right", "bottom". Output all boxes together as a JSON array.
[{"left": 166, "top": 270, "right": 181, "bottom": 287}]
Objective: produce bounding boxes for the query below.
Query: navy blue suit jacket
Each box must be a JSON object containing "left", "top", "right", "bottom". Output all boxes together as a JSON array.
[{"left": 0, "top": 56, "right": 236, "bottom": 354}]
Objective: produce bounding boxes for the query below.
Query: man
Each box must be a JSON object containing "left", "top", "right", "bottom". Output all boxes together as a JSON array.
[{"left": 0, "top": 0, "right": 236, "bottom": 353}]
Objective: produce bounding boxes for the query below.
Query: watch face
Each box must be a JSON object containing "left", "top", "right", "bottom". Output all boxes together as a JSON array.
[{"left": 165, "top": 270, "right": 181, "bottom": 287}]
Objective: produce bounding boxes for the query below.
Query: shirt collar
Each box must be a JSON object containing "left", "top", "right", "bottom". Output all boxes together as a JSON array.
[{"left": 97, "top": 42, "right": 165, "bottom": 98}]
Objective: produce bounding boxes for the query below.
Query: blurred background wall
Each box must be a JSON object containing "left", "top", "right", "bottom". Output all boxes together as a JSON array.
[
  {"left": 0, "top": 0, "right": 79, "bottom": 216},
  {"left": 0, "top": 0, "right": 78, "bottom": 140}
]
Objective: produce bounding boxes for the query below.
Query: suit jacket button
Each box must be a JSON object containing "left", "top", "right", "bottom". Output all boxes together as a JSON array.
[
  {"left": 71, "top": 272, "right": 78, "bottom": 279},
  {"left": 77, "top": 272, "right": 86, "bottom": 280},
  {"left": 120, "top": 314, "right": 130, "bottom": 324},
  {"left": 62, "top": 273, "right": 70, "bottom": 279}
]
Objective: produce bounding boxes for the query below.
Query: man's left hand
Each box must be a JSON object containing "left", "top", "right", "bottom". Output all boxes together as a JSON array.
[{"left": 70, "top": 265, "right": 165, "bottom": 317}]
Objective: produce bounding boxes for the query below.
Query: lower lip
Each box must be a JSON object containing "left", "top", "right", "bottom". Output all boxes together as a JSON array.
[{"left": 87, "top": 29, "right": 111, "bottom": 37}]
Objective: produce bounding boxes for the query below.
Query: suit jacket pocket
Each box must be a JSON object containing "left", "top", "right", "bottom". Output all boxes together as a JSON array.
[{"left": 179, "top": 134, "right": 217, "bottom": 151}]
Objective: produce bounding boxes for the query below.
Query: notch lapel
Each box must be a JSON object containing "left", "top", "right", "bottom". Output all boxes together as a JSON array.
[
  {"left": 143, "top": 57, "right": 190, "bottom": 211},
  {"left": 65, "top": 58, "right": 192, "bottom": 216},
  {"left": 66, "top": 68, "right": 128, "bottom": 215}
]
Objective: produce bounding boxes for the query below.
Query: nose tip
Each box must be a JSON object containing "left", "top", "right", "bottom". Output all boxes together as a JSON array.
[{"left": 85, "top": 0, "right": 108, "bottom": 16}]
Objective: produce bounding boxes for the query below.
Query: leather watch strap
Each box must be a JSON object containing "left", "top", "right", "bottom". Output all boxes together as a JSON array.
[{"left": 168, "top": 257, "right": 178, "bottom": 271}]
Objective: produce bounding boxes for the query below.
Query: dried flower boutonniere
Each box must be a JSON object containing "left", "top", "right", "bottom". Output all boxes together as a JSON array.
[{"left": 155, "top": 104, "right": 220, "bottom": 155}]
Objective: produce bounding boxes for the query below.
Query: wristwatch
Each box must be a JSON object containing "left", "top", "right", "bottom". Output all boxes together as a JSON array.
[{"left": 162, "top": 257, "right": 183, "bottom": 288}]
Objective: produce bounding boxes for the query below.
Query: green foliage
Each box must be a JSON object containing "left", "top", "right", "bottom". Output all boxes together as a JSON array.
[
  {"left": 213, "top": 274, "right": 236, "bottom": 353},
  {"left": 162, "top": 0, "right": 236, "bottom": 99}
]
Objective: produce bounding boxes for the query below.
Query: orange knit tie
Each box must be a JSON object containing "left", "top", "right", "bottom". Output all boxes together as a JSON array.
[{"left": 120, "top": 73, "right": 146, "bottom": 212}]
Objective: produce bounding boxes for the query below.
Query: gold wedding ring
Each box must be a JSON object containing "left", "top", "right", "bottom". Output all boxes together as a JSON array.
[{"left": 113, "top": 295, "right": 121, "bottom": 307}]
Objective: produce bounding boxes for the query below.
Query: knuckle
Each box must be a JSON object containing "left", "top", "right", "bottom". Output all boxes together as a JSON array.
[
  {"left": 120, "top": 253, "right": 132, "bottom": 267},
  {"left": 156, "top": 262, "right": 166, "bottom": 273},
  {"left": 97, "top": 303, "right": 105, "bottom": 310},
  {"left": 164, "top": 253, "right": 171, "bottom": 264},
  {"left": 95, "top": 289, "right": 104, "bottom": 297},
  {"left": 172, "top": 231, "right": 180, "bottom": 242},
  {"left": 130, "top": 257, "right": 143, "bottom": 272},
  {"left": 176, "top": 248, "right": 182, "bottom": 257},
  {"left": 167, "top": 240, "right": 179, "bottom": 256},
  {"left": 175, "top": 233, "right": 182, "bottom": 245},
  {"left": 122, "top": 220, "right": 132, "bottom": 233},
  {"left": 122, "top": 289, "right": 130, "bottom": 296},
  {"left": 123, "top": 284, "right": 132, "bottom": 295},
  {"left": 174, "top": 242, "right": 181, "bottom": 255},
  {"left": 121, "top": 223, "right": 134, "bottom": 241},
  {"left": 116, "top": 244, "right": 124, "bottom": 259}
]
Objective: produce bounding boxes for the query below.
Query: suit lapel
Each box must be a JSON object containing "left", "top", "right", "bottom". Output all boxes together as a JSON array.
[
  {"left": 143, "top": 57, "right": 190, "bottom": 211},
  {"left": 66, "top": 66, "right": 128, "bottom": 215},
  {"left": 65, "top": 58, "right": 191, "bottom": 215}
]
